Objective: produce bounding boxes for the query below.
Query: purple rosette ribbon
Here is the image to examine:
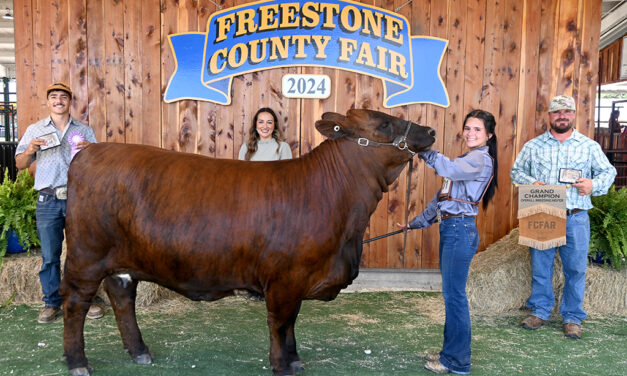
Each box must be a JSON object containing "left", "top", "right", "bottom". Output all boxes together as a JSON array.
[{"left": 68, "top": 132, "right": 85, "bottom": 159}]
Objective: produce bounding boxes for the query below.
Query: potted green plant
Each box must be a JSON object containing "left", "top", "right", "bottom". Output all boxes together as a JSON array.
[
  {"left": 0, "top": 168, "right": 40, "bottom": 268},
  {"left": 588, "top": 185, "right": 627, "bottom": 270}
]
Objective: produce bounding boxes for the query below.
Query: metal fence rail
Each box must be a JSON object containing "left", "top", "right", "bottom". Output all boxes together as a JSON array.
[
  {"left": 595, "top": 130, "right": 627, "bottom": 189},
  {"left": 0, "top": 141, "right": 18, "bottom": 183}
]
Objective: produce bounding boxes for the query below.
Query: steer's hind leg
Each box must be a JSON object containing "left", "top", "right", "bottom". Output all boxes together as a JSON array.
[
  {"left": 265, "top": 294, "right": 304, "bottom": 375},
  {"left": 61, "top": 279, "right": 101, "bottom": 376},
  {"left": 103, "top": 275, "right": 152, "bottom": 365}
]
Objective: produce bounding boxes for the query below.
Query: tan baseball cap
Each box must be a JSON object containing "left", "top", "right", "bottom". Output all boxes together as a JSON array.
[
  {"left": 46, "top": 82, "right": 72, "bottom": 99},
  {"left": 548, "top": 95, "right": 575, "bottom": 112}
]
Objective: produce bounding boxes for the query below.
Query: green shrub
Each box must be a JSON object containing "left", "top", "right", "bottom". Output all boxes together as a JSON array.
[
  {"left": 589, "top": 185, "right": 627, "bottom": 270},
  {"left": 0, "top": 169, "right": 40, "bottom": 268}
]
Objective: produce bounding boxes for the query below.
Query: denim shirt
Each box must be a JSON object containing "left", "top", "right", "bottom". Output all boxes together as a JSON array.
[
  {"left": 409, "top": 146, "right": 493, "bottom": 229},
  {"left": 15, "top": 116, "right": 97, "bottom": 191}
]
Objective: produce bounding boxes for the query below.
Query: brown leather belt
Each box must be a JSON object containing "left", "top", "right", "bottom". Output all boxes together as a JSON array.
[
  {"left": 39, "top": 188, "right": 55, "bottom": 195},
  {"left": 439, "top": 212, "right": 476, "bottom": 221},
  {"left": 567, "top": 208, "right": 583, "bottom": 216},
  {"left": 39, "top": 187, "right": 68, "bottom": 200}
]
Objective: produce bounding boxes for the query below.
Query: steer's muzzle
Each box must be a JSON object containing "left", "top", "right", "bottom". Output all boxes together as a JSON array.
[{"left": 408, "top": 124, "right": 437, "bottom": 153}]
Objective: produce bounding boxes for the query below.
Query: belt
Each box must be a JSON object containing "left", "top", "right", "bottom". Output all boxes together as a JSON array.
[
  {"left": 567, "top": 208, "right": 583, "bottom": 216},
  {"left": 39, "top": 188, "right": 55, "bottom": 195},
  {"left": 438, "top": 212, "right": 476, "bottom": 222},
  {"left": 39, "top": 186, "right": 68, "bottom": 200}
]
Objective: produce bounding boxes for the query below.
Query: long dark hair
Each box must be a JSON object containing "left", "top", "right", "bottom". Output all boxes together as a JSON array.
[
  {"left": 244, "top": 107, "right": 285, "bottom": 161},
  {"left": 464, "top": 109, "right": 498, "bottom": 209}
]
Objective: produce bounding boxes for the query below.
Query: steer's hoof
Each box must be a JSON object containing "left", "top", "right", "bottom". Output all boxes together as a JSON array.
[
  {"left": 290, "top": 360, "right": 305, "bottom": 372},
  {"left": 69, "top": 366, "right": 91, "bottom": 376},
  {"left": 133, "top": 352, "right": 153, "bottom": 365}
]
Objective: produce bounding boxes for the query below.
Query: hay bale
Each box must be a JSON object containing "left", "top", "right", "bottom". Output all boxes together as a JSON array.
[
  {"left": 0, "top": 242, "right": 182, "bottom": 307},
  {"left": 134, "top": 282, "right": 182, "bottom": 307},
  {"left": 0, "top": 248, "right": 44, "bottom": 304},
  {"left": 95, "top": 279, "right": 183, "bottom": 308},
  {"left": 584, "top": 264, "right": 627, "bottom": 316},
  {"left": 468, "top": 228, "right": 627, "bottom": 316}
]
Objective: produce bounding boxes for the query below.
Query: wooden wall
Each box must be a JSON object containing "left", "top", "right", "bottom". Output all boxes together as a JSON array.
[
  {"left": 14, "top": 0, "right": 602, "bottom": 270},
  {"left": 599, "top": 34, "right": 625, "bottom": 85}
]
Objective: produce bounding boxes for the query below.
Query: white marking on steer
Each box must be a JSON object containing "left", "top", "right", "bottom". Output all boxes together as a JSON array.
[{"left": 115, "top": 273, "right": 132, "bottom": 288}]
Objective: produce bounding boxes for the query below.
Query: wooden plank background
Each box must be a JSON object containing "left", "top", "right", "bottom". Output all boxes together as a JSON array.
[
  {"left": 599, "top": 33, "right": 624, "bottom": 85},
  {"left": 14, "top": 0, "right": 603, "bottom": 270}
]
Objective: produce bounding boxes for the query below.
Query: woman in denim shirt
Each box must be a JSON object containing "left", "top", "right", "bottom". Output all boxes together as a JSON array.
[{"left": 400, "top": 110, "right": 498, "bottom": 374}]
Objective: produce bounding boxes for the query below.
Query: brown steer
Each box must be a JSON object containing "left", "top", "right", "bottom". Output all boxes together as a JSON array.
[{"left": 61, "top": 109, "right": 436, "bottom": 376}]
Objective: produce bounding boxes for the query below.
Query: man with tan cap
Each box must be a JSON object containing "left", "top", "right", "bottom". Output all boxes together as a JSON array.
[
  {"left": 510, "top": 95, "right": 616, "bottom": 339},
  {"left": 15, "top": 83, "right": 104, "bottom": 323}
]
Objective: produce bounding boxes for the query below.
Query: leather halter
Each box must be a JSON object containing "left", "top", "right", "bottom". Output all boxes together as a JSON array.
[{"left": 349, "top": 120, "right": 417, "bottom": 156}]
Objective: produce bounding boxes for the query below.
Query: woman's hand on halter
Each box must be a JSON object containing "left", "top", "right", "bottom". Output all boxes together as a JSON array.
[{"left": 396, "top": 222, "right": 412, "bottom": 230}]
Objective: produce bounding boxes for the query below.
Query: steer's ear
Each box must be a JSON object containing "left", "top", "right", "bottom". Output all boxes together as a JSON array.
[{"left": 316, "top": 112, "right": 353, "bottom": 139}]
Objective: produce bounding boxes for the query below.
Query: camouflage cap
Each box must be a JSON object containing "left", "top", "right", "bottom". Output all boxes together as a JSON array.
[
  {"left": 548, "top": 95, "right": 576, "bottom": 112},
  {"left": 46, "top": 82, "right": 72, "bottom": 99}
]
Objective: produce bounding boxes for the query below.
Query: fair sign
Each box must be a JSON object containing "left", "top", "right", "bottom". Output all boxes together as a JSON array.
[{"left": 164, "top": 0, "right": 449, "bottom": 108}]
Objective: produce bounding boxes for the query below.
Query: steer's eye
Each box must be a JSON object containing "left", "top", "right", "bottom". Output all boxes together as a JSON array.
[{"left": 375, "top": 121, "right": 394, "bottom": 139}]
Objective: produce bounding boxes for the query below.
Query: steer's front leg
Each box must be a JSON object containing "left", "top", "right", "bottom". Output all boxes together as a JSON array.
[
  {"left": 265, "top": 295, "right": 304, "bottom": 375},
  {"left": 285, "top": 310, "right": 304, "bottom": 372}
]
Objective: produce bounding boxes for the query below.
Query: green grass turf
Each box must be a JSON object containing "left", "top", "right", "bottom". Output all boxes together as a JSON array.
[{"left": 0, "top": 291, "right": 625, "bottom": 375}]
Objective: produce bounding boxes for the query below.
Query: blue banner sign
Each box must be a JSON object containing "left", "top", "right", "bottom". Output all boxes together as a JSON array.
[{"left": 165, "top": 0, "right": 449, "bottom": 108}]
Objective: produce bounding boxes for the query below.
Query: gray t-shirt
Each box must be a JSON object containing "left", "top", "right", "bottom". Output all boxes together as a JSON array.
[{"left": 238, "top": 139, "right": 292, "bottom": 161}]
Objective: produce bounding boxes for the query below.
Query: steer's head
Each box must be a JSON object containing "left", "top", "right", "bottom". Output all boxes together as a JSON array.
[{"left": 315, "top": 109, "right": 436, "bottom": 162}]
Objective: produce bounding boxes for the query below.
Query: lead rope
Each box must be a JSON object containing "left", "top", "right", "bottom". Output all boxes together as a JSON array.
[
  {"left": 401, "top": 159, "right": 413, "bottom": 265},
  {"left": 362, "top": 159, "right": 413, "bottom": 245}
]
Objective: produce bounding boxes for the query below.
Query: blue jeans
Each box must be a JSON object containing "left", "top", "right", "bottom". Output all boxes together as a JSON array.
[
  {"left": 438, "top": 216, "right": 478, "bottom": 374},
  {"left": 36, "top": 193, "right": 66, "bottom": 308},
  {"left": 526, "top": 211, "right": 589, "bottom": 324}
]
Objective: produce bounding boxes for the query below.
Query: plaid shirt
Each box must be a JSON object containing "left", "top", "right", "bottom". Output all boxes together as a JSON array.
[
  {"left": 510, "top": 129, "right": 616, "bottom": 210},
  {"left": 15, "top": 116, "right": 97, "bottom": 191}
]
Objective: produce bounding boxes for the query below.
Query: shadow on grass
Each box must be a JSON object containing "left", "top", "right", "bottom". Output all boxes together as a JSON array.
[{"left": 0, "top": 292, "right": 625, "bottom": 375}]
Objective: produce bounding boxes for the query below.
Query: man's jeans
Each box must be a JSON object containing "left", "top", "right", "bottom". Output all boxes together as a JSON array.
[
  {"left": 438, "top": 216, "right": 478, "bottom": 374},
  {"left": 526, "top": 210, "right": 589, "bottom": 324},
  {"left": 36, "top": 193, "right": 66, "bottom": 308}
]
